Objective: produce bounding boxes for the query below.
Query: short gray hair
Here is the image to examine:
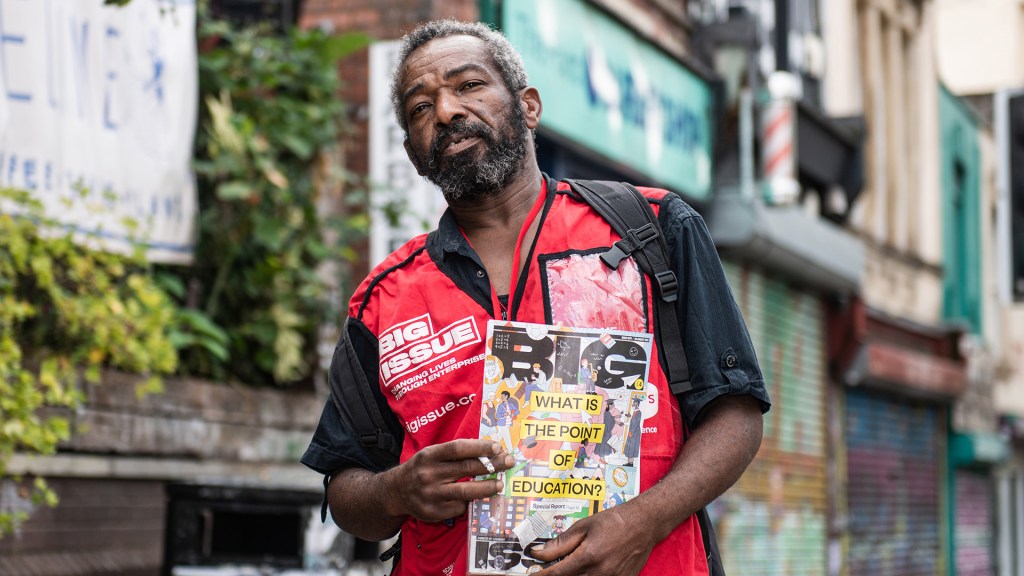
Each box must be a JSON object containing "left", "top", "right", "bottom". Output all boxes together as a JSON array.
[{"left": 389, "top": 20, "right": 529, "bottom": 134}]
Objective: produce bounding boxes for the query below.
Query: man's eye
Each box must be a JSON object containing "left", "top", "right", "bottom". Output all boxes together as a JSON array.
[
  {"left": 410, "top": 103, "right": 429, "bottom": 117},
  {"left": 461, "top": 81, "right": 483, "bottom": 91}
]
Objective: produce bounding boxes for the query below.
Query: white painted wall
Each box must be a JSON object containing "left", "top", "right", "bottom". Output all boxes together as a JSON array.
[
  {"left": 994, "top": 307, "right": 1024, "bottom": 417},
  {"left": 936, "top": 0, "right": 1024, "bottom": 95},
  {"left": 823, "top": 0, "right": 945, "bottom": 324},
  {"left": 917, "top": 4, "right": 944, "bottom": 268},
  {"left": 821, "top": 0, "right": 862, "bottom": 117}
]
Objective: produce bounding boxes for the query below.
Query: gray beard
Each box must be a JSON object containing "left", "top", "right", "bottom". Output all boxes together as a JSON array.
[{"left": 418, "top": 107, "right": 529, "bottom": 204}]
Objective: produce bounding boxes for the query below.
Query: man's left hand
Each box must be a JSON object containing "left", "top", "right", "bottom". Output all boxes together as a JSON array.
[{"left": 528, "top": 503, "right": 658, "bottom": 576}]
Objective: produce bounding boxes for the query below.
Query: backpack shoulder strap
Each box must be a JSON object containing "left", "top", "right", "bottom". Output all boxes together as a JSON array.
[
  {"left": 566, "top": 180, "right": 723, "bottom": 575},
  {"left": 329, "top": 318, "right": 402, "bottom": 471},
  {"left": 564, "top": 179, "right": 692, "bottom": 395}
]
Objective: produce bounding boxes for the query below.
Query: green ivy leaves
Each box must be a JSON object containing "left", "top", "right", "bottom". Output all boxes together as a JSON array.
[
  {"left": 167, "top": 13, "right": 370, "bottom": 387},
  {"left": 0, "top": 188, "right": 179, "bottom": 536}
]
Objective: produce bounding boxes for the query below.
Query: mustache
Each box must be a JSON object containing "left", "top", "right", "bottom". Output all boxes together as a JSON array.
[{"left": 428, "top": 120, "right": 495, "bottom": 160}]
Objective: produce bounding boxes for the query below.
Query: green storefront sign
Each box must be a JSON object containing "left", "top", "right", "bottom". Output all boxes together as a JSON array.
[{"left": 501, "top": 0, "right": 713, "bottom": 200}]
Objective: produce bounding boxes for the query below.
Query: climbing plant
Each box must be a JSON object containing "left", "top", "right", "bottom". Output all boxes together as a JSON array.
[
  {"left": 0, "top": 188, "right": 179, "bottom": 536},
  {"left": 167, "top": 12, "right": 370, "bottom": 387}
]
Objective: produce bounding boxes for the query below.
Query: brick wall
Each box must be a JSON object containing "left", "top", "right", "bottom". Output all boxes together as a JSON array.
[
  {"left": 56, "top": 372, "right": 320, "bottom": 462},
  {"left": 0, "top": 477, "right": 165, "bottom": 576},
  {"left": 299, "top": 0, "right": 478, "bottom": 281}
]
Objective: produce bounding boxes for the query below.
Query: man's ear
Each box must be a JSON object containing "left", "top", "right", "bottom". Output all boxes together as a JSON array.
[
  {"left": 520, "top": 86, "right": 542, "bottom": 130},
  {"left": 403, "top": 138, "right": 427, "bottom": 176}
]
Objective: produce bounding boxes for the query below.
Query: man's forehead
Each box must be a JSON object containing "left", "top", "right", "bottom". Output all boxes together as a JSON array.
[{"left": 399, "top": 35, "right": 496, "bottom": 84}]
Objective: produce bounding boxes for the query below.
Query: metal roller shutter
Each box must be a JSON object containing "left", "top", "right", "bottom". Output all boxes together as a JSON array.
[
  {"left": 845, "top": 389, "right": 943, "bottom": 575},
  {"left": 956, "top": 470, "right": 995, "bottom": 576},
  {"left": 711, "top": 262, "right": 828, "bottom": 575}
]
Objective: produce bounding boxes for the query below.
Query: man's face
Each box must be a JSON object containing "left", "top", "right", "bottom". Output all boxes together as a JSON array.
[{"left": 399, "top": 36, "right": 531, "bottom": 204}]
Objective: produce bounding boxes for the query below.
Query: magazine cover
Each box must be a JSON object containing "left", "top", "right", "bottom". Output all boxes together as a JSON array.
[{"left": 468, "top": 320, "right": 654, "bottom": 575}]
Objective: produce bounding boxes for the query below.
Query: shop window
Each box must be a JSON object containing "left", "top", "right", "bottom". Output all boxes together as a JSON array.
[{"left": 1009, "top": 93, "right": 1024, "bottom": 300}]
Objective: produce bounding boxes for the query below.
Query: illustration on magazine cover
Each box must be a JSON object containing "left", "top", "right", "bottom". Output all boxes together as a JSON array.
[{"left": 469, "top": 320, "right": 654, "bottom": 575}]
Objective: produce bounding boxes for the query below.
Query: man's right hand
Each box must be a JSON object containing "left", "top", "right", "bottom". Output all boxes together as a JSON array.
[{"left": 382, "top": 439, "right": 513, "bottom": 523}]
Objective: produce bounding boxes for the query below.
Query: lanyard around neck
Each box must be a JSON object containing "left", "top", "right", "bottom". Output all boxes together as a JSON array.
[{"left": 487, "top": 181, "right": 548, "bottom": 320}]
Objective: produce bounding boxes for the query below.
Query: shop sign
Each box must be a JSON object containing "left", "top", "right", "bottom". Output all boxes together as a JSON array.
[{"left": 503, "top": 0, "right": 713, "bottom": 199}]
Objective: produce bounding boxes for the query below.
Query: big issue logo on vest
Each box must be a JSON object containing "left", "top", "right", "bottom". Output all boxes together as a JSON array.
[{"left": 379, "top": 313, "right": 483, "bottom": 400}]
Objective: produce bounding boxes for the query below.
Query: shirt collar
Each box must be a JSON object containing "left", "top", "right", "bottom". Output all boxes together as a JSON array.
[{"left": 436, "top": 209, "right": 470, "bottom": 257}]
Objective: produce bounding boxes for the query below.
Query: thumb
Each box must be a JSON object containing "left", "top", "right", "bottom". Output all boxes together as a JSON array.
[{"left": 528, "top": 527, "right": 586, "bottom": 562}]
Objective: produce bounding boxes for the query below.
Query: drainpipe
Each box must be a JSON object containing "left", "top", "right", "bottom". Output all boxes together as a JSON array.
[{"left": 775, "top": 0, "right": 789, "bottom": 71}]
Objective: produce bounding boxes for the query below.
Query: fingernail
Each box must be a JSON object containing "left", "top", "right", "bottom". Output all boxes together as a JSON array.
[
  {"left": 491, "top": 443, "right": 502, "bottom": 455},
  {"left": 532, "top": 543, "right": 545, "bottom": 551},
  {"left": 495, "top": 480, "right": 503, "bottom": 493}
]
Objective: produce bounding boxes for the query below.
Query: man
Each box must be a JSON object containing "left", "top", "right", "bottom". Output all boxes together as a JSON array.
[
  {"left": 522, "top": 370, "right": 544, "bottom": 406},
  {"left": 494, "top": 390, "right": 520, "bottom": 454},
  {"left": 301, "top": 19, "right": 769, "bottom": 576},
  {"left": 577, "top": 358, "right": 592, "bottom": 394}
]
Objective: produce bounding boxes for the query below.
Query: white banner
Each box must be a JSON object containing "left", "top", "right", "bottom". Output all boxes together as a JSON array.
[
  {"left": 368, "top": 40, "right": 447, "bottom": 268},
  {"left": 0, "top": 0, "right": 198, "bottom": 264}
]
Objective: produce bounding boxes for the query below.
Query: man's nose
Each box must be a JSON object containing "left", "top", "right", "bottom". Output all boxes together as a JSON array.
[{"left": 434, "top": 90, "right": 467, "bottom": 125}]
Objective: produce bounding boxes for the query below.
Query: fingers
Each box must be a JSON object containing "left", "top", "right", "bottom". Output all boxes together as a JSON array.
[
  {"left": 425, "top": 438, "right": 504, "bottom": 463},
  {"left": 404, "top": 477, "right": 504, "bottom": 523},
  {"left": 445, "top": 476, "right": 505, "bottom": 502},
  {"left": 529, "top": 526, "right": 586, "bottom": 565},
  {"left": 410, "top": 443, "right": 514, "bottom": 484},
  {"left": 529, "top": 511, "right": 653, "bottom": 576},
  {"left": 390, "top": 439, "right": 515, "bottom": 523}
]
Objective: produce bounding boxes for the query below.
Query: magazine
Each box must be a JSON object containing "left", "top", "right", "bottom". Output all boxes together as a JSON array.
[{"left": 468, "top": 320, "right": 653, "bottom": 575}]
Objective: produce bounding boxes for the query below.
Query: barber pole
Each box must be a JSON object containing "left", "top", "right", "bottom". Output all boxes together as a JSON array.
[{"left": 762, "top": 72, "right": 802, "bottom": 205}]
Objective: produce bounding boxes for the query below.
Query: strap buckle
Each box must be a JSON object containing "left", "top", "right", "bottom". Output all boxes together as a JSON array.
[
  {"left": 654, "top": 270, "right": 678, "bottom": 303},
  {"left": 359, "top": 429, "right": 395, "bottom": 451},
  {"left": 600, "top": 223, "right": 659, "bottom": 269}
]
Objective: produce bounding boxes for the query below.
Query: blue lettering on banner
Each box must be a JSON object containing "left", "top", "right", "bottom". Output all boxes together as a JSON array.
[
  {"left": 0, "top": 0, "right": 31, "bottom": 102},
  {"left": 46, "top": 0, "right": 57, "bottom": 109},
  {"left": 144, "top": 39, "right": 166, "bottom": 105},
  {"left": 70, "top": 18, "right": 90, "bottom": 119},
  {"left": 0, "top": 1, "right": 198, "bottom": 259},
  {"left": 0, "top": 149, "right": 192, "bottom": 226},
  {"left": 103, "top": 26, "right": 119, "bottom": 130},
  {"left": 23, "top": 158, "right": 35, "bottom": 190}
]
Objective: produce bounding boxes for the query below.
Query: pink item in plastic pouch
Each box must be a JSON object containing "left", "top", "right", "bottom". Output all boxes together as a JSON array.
[{"left": 544, "top": 252, "right": 646, "bottom": 332}]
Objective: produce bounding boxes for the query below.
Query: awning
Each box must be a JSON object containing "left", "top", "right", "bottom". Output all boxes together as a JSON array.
[
  {"left": 843, "top": 341, "right": 968, "bottom": 400},
  {"left": 708, "top": 191, "right": 864, "bottom": 294},
  {"left": 830, "top": 299, "right": 968, "bottom": 401}
]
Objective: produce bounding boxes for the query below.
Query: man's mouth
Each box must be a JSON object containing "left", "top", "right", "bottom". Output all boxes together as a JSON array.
[{"left": 441, "top": 134, "right": 481, "bottom": 156}]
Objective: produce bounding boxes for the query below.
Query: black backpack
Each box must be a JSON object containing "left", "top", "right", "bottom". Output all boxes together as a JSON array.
[{"left": 330, "top": 179, "right": 724, "bottom": 575}]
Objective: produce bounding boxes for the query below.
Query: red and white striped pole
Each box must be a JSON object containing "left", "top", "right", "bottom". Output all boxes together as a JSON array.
[{"left": 762, "top": 71, "right": 802, "bottom": 205}]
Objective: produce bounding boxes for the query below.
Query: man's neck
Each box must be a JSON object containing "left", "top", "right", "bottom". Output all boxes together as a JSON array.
[
  {"left": 446, "top": 163, "right": 545, "bottom": 300},
  {"left": 448, "top": 165, "right": 544, "bottom": 233}
]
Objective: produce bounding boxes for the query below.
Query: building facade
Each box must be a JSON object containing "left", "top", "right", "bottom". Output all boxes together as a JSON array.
[
  {"left": 937, "top": 1, "right": 1024, "bottom": 574},
  {"left": 7, "top": 1, "right": 1010, "bottom": 575}
]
